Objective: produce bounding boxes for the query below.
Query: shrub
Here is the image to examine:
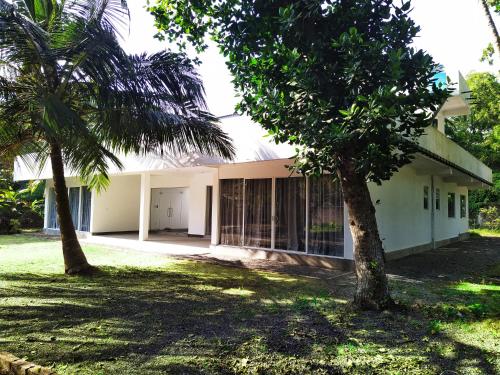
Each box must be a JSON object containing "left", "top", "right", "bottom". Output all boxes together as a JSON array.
[{"left": 479, "top": 206, "right": 500, "bottom": 230}]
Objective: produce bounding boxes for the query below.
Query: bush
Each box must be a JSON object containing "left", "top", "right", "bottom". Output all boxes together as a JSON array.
[{"left": 479, "top": 206, "right": 500, "bottom": 230}]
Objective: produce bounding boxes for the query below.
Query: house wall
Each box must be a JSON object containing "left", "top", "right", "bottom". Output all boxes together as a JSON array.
[
  {"left": 92, "top": 175, "right": 141, "bottom": 233},
  {"left": 367, "top": 165, "right": 469, "bottom": 253}
]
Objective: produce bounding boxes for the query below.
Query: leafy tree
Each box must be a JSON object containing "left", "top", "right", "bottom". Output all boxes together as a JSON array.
[
  {"left": 447, "top": 72, "right": 500, "bottom": 170},
  {"left": 446, "top": 72, "right": 499, "bottom": 220},
  {"left": 480, "top": 0, "right": 500, "bottom": 64},
  {"left": 149, "top": 0, "right": 448, "bottom": 309},
  {"left": 0, "top": 0, "right": 234, "bottom": 274}
]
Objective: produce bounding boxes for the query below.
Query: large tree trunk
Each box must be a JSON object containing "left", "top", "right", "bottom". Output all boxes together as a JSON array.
[
  {"left": 481, "top": 0, "right": 500, "bottom": 55},
  {"left": 49, "top": 143, "right": 91, "bottom": 274},
  {"left": 337, "top": 160, "right": 393, "bottom": 310}
]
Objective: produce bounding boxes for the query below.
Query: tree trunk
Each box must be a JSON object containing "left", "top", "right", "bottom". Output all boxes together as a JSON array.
[
  {"left": 481, "top": 0, "right": 500, "bottom": 55},
  {"left": 49, "top": 142, "right": 91, "bottom": 274},
  {"left": 337, "top": 160, "right": 393, "bottom": 310}
]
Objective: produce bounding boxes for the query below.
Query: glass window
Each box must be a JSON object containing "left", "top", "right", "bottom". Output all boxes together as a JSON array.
[
  {"left": 219, "top": 179, "right": 244, "bottom": 246},
  {"left": 205, "top": 186, "right": 213, "bottom": 236},
  {"left": 80, "top": 186, "right": 92, "bottom": 232},
  {"left": 460, "top": 194, "right": 466, "bottom": 218},
  {"left": 448, "top": 192, "right": 455, "bottom": 218},
  {"left": 435, "top": 188, "right": 440, "bottom": 210},
  {"left": 308, "top": 176, "right": 344, "bottom": 257},
  {"left": 68, "top": 187, "right": 80, "bottom": 229},
  {"left": 423, "top": 186, "right": 429, "bottom": 210},
  {"left": 244, "top": 179, "right": 272, "bottom": 248},
  {"left": 275, "top": 177, "right": 306, "bottom": 252},
  {"left": 47, "top": 188, "right": 59, "bottom": 229}
]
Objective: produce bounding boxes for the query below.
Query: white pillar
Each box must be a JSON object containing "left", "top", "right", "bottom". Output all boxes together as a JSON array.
[{"left": 139, "top": 173, "right": 151, "bottom": 241}]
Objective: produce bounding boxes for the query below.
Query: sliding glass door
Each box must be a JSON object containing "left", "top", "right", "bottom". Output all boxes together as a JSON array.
[
  {"left": 47, "top": 186, "right": 91, "bottom": 232},
  {"left": 47, "top": 188, "right": 59, "bottom": 229},
  {"left": 244, "top": 179, "right": 272, "bottom": 248},
  {"left": 80, "top": 187, "right": 92, "bottom": 232},
  {"left": 275, "top": 177, "right": 306, "bottom": 252},
  {"left": 69, "top": 187, "right": 80, "bottom": 228},
  {"left": 308, "top": 176, "right": 344, "bottom": 256},
  {"left": 219, "top": 175, "right": 344, "bottom": 257},
  {"left": 220, "top": 179, "right": 244, "bottom": 246}
]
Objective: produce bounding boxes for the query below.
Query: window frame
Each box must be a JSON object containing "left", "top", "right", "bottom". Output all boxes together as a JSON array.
[
  {"left": 460, "top": 194, "right": 467, "bottom": 218},
  {"left": 448, "top": 192, "right": 456, "bottom": 218},
  {"left": 423, "top": 186, "right": 429, "bottom": 210}
]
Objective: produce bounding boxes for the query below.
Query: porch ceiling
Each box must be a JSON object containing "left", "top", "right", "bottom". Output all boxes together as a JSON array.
[{"left": 411, "top": 153, "right": 491, "bottom": 189}]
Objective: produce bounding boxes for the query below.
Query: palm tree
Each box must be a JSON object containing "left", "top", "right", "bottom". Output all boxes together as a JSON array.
[
  {"left": 0, "top": 0, "right": 234, "bottom": 274},
  {"left": 481, "top": 0, "right": 500, "bottom": 57}
]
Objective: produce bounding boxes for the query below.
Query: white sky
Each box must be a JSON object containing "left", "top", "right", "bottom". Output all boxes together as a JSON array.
[{"left": 123, "top": 0, "right": 500, "bottom": 117}]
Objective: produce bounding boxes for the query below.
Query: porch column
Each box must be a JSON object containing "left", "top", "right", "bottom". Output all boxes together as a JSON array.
[{"left": 139, "top": 173, "right": 151, "bottom": 241}]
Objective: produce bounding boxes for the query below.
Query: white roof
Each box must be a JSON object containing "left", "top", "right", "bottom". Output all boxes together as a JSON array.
[{"left": 13, "top": 114, "right": 296, "bottom": 181}]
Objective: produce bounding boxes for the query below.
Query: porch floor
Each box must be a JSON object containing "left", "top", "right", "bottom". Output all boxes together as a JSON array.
[{"left": 82, "top": 231, "right": 211, "bottom": 257}]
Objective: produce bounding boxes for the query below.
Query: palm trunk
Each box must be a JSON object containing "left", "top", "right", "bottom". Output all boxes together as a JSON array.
[
  {"left": 337, "top": 160, "right": 393, "bottom": 310},
  {"left": 481, "top": 0, "right": 500, "bottom": 55},
  {"left": 49, "top": 143, "right": 91, "bottom": 274}
]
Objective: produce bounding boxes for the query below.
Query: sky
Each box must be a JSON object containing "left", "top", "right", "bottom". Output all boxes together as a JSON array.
[{"left": 122, "top": 0, "right": 500, "bottom": 117}]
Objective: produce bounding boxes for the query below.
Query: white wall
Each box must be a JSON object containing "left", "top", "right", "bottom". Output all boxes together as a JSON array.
[
  {"left": 364, "top": 165, "right": 469, "bottom": 254},
  {"left": 91, "top": 175, "right": 141, "bottom": 233},
  {"left": 434, "top": 176, "right": 469, "bottom": 241}
]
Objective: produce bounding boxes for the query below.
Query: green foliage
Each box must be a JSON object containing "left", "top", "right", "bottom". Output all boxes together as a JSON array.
[
  {"left": 149, "top": 0, "right": 448, "bottom": 183},
  {"left": 479, "top": 206, "right": 500, "bottom": 230},
  {"left": 446, "top": 72, "right": 500, "bottom": 170},
  {"left": 446, "top": 73, "right": 500, "bottom": 220},
  {"left": 0, "top": 0, "right": 234, "bottom": 191},
  {"left": 0, "top": 162, "right": 44, "bottom": 233}
]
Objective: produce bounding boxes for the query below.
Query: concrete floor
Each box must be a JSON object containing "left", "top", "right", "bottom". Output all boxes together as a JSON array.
[{"left": 81, "top": 231, "right": 212, "bottom": 257}]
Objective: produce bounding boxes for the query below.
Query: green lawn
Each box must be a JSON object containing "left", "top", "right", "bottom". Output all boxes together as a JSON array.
[
  {"left": 470, "top": 228, "right": 500, "bottom": 238},
  {"left": 0, "top": 235, "right": 499, "bottom": 375}
]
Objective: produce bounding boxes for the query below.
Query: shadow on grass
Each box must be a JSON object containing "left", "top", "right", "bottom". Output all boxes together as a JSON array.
[
  {"left": 1, "top": 262, "right": 498, "bottom": 374},
  {"left": 1, "top": 234, "right": 499, "bottom": 374}
]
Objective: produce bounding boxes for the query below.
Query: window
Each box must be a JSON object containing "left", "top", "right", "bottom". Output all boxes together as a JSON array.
[
  {"left": 435, "top": 188, "right": 440, "bottom": 210},
  {"left": 68, "top": 187, "right": 80, "bottom": 228},
  {"left": 244, "top": 179, "right": 272, "bottom": 248},
  {"left": 47, "top": 186, "right": 92, "bottom": 231},
  {"left": 308, "top": 176, "right": 344, "bottom": 257},
  {"left": 205, "top": 186, "right": 213, "bottom": 236},
  {"left": 219, "top": 179, "right": 244, "bottom": 246},
  {"left": 47, "top": 188, "right": 59, "bottom": 229},
  {"left": 219, "top": 176, "right": 344, "bottom": 257},
  {"left": 423, "top": 186, "right": 429, "bottom": 210},
  {"left": 460, "top": 194, "right": 467, "bottom": 218},
  {"left": 275, "top": 177, "right": 306, "bottom": 252},
  {"left": 80, "top": 186, "right": 92, "bottom": 232},
  {"left": 448, "top": 192, "right": 455, "bottom": 218}
]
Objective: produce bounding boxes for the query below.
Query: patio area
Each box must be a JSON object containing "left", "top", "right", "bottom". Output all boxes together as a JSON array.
[{"left": 81, "top": 231, "right": 212, "bottom": 257}]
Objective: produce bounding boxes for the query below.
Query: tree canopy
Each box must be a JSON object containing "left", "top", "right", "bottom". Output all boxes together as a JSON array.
[{"left": 149, "top": 0, "right": 449, "bottom": 309}]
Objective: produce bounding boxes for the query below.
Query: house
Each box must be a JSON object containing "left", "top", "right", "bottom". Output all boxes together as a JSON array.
[{"left": 13, "top": 72, "right": 493, "bottom": 269}]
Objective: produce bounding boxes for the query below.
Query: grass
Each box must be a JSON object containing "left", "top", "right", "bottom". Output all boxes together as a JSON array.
[
  {"left": 0, "top": 234, "right": 499, "bottom": 375},
  {"left": 469, "top": 228, "right": 500, "bottom": 237}
]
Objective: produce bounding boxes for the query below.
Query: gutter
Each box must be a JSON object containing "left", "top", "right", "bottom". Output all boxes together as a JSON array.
[{"left": 414, "top": 144, "right": 493, "bottom": 187}]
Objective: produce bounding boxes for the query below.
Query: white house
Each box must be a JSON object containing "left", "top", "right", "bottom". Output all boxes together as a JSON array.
[{"left": 14, "top": 73, "right": 493, "bottom": 269}]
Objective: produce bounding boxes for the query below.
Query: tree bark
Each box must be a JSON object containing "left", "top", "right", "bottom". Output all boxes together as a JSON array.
[
  {"left": 481, "top": 0, "right": 500, "bottom": 56},
  {"left": 49, "top": 142, "right": 91, "bottom": 274},
  {"left": 337, "top": 160, "right": 393, "bottom": 310}
]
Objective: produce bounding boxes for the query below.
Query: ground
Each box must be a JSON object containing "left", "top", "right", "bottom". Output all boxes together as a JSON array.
[{"left": 0, "top": 234, "right": 498, "bottom": 375}]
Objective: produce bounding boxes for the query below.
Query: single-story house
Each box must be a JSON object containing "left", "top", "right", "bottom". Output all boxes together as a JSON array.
[{"left": 14, "top": 72, "right": 493, "bottom": 268}]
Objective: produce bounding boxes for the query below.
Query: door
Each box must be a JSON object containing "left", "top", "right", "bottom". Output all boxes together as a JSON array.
[{"left": 150, "top": 188, "right": 189, "bottom": 231}]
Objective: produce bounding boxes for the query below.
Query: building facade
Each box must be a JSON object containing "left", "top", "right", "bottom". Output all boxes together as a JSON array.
[{"left": 14, "top": 73, "right": 493, "bottom": 267}]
